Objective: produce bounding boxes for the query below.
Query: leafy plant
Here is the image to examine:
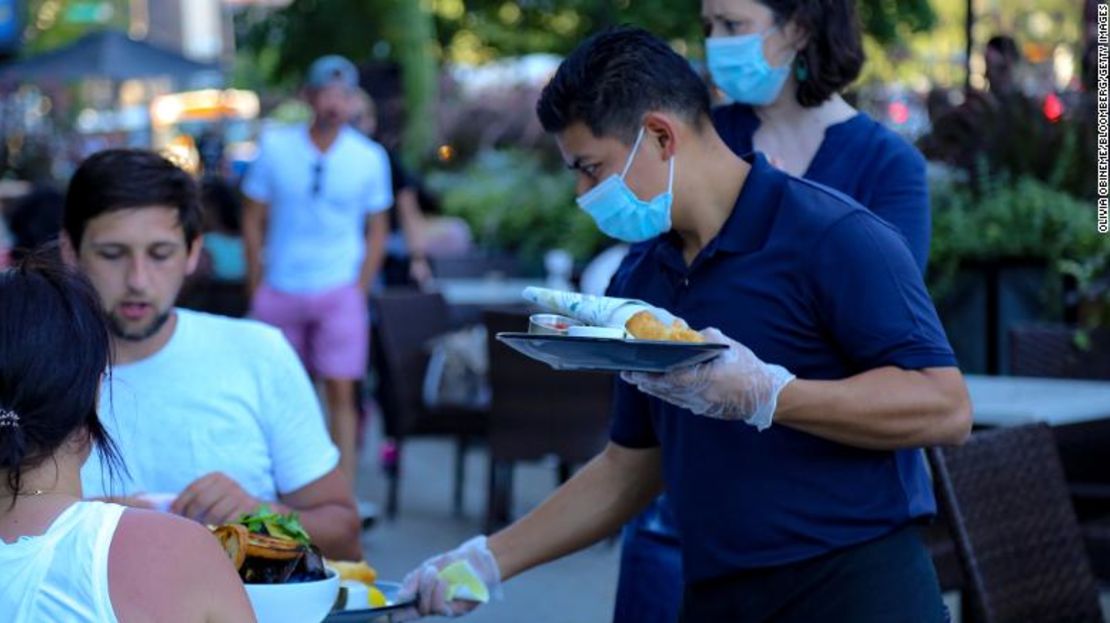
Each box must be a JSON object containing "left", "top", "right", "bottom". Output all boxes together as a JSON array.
[
  {"left": 425, "top": 148, "right": 605, "bottom": 265},
  {"left": 1059, "top": 248, "right": 1110, "bottom": 349},
  {"left": 928, "top": 169, "right": 1109, "bottom": 306}
]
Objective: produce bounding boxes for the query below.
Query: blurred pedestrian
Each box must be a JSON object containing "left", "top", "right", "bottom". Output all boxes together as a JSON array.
[
  {"left": 200, "top": 176, "right": 246, "bottom": 282},
  {"left": 5, "top": 187, "right": 64, "bottom": 263},
  {"left": 242, "top": 56, "right": 394, "bottom": 481},
  {"left": 984, "top": 35, "right": 1021, "bottom": 96},
  {"left": 350, "top": 90, "right": 433, "bottom": 287}
]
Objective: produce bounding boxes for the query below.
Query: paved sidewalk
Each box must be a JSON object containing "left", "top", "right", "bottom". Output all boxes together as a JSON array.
[{"left": 355, "top": 427, "right": 619, "bottom": 623}]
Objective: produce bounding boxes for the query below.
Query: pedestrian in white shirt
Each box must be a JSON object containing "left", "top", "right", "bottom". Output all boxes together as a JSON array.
[{"left": 242, "top": 55, "right": 393, "bottom": 480}]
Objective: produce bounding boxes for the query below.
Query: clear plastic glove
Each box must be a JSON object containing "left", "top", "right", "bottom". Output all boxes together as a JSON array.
[
  {"left": 621, "top": 328, "right": 795, "bottom": 430},
  {"left": 395, "top": 535, "right": 502, "bottom": 619}
]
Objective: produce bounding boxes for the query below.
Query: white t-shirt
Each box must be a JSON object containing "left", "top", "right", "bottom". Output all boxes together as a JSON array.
[
  {"left": 242, "top": 124, "right": 393, "bottom": 293},
  {"left": 81, "top": 309, "right": 339, "bottom": 502}
]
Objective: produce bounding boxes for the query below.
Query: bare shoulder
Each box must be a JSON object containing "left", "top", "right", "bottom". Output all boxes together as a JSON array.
[{"left": 109, "top": 510, "right": 255, "bottom": 623}]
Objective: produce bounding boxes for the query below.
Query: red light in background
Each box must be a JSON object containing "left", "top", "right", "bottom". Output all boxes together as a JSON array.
[
  {"left": 888, "top": 100, "right": 910, "bottom": 125},
  {"left": 1043, "top": 93, "right": 1064, "bottom": 123}
]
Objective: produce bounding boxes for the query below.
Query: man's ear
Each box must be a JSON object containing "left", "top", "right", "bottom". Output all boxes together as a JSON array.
[
  {"left": 60, "top": 231, "right": 79, "bottom": 266},
  {"left": 642, "top": 112, "right": 679, "bottom": 160},
  {"left": 185, "top": 234, "right": 204, "bottom": 276}
]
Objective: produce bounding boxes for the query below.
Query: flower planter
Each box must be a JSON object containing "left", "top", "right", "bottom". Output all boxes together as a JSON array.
[{"left": 934, "top": 259, "right": 1061, "bottom": 374}]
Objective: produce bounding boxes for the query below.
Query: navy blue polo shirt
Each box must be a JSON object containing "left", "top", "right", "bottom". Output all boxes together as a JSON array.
[
  {"left": 608, "top": 153, "right": 956, "bottom": 584},
  {"left": 711, "top": 104, "right": 931, "bottom": 273}
]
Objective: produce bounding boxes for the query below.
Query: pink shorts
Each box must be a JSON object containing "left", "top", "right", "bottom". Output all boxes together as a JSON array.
[{"left": 250, "top": 283, "right": 368, "bottom": 380}]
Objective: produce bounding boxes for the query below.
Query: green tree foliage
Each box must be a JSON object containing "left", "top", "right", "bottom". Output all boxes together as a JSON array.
[
  {"left": 856, "top": 0, "right": 934, "bottom": 44},
  {"left": 238, "top": 0, "right": 937, "bottom": 85},
  {"left": 236, "top": 0, "right": 937, "bottom": 164},
  {"left": 20, "top": 0, "right": 130, "bottom": 55}
]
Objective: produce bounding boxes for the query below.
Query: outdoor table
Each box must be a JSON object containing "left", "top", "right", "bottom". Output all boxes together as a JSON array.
[
  {"left": 966, "top": 374, "right": 1110, "bottom": 427},
  {"left": 433, "top": 277, "right": 546, "bottom": 307},
  {"left": 966, "top": 374, "right": 1110, "bottom": 514},
  {"left": 433, "top": 277, "right": 545, "bottom": 326}
]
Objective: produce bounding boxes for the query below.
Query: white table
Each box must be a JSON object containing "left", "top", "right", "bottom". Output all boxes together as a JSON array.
[
  {"left": 966, "top": 374, "right": 1110, "bottom": 427},
  {"left": 433, "top": 278, "right": 546, "bottom": 307}
]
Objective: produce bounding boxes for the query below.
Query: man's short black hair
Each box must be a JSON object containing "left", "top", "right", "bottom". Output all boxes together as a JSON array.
[
  {"left": 63, "top": 149, "right": 201, "bottom": 250},
  {"left": 756, "top": 0, "right": 865, "bottom": 108},
  {"left": 536, "top": 26, "right": 711, "bottom": 144}
]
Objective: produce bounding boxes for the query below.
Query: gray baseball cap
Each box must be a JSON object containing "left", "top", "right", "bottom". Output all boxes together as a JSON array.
[{"left": 306, "top": 55, "right": 358, "bottom": 89}]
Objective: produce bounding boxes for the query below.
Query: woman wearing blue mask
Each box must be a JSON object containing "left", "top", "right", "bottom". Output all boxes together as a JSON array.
[
  {"left": 704, "top": 0, "right": 929, "bottom": 270},
  {"left": 612, "top": 2, "right": 932, "bottom": 622}
]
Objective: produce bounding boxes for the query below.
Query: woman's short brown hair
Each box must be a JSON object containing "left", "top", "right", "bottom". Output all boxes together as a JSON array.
[{"left": 761, "top": 0, "right": 865, "bottom": 107}]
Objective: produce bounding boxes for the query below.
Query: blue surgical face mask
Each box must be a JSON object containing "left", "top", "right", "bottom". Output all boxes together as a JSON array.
[
  {"left": 706, "top": 30, "right": 794, "bottom": 106},
  {"left": 576, "top": 128, "right": 675, "bottom": 243}
]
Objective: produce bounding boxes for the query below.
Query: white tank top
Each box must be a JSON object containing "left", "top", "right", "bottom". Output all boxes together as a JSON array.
[{"left": 0, "top": 500, "right": 124, "bottom": 623}]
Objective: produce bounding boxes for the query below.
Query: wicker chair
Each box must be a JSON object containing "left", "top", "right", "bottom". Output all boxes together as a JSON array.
[
  {"left": 1010, "top": 322, "right": 1110, "bottom": 581},
  {"left": 1009, "top": 323, "right": 1110, "bottom": 380},
  {"left": 927, "top": 424, "right": 1103, "bottom": 623},
  {"left": 176, "top": 277, "right": 249, "bottom": 318},
  {"left": 482, "top": 309, "right": 612, "bottom": 532},
  {"left": 371, "top": 290, "right": 489, "bottom": 519}
]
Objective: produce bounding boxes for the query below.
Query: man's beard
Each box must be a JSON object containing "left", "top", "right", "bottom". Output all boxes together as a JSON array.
[{"left": 108, "top": 309, "right": 172, "bottom": 342}]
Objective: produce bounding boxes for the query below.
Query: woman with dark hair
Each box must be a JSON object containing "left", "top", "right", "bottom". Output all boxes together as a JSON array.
[
  {"left": 613, "top": 2, "right": 933, "bottom": 621},
  {"left": 704, "top": 0, "right": 929, "bottom": 270},
  {"left": 0, "top": 255, "right": 254, "bottom": 622}
]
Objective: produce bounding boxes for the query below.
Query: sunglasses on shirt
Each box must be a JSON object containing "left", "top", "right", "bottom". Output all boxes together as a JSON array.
[{"left": 312, "top": 159, "right": 324, "bottom": 197}]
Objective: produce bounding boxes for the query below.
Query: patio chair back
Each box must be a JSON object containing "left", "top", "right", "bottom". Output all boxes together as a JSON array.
[
  {"left": 481, "top": 309, "right": 612, "bottom": 530},
  {"left": 483, "top": 309, "right": 612, "bottom": 463},
  {"left": 1009, "top": 323, "right": 1110, "bottom": 380},
  {"left": 371, "top": 290, "right": 488, "bottom": 518},
  {"left": 177, "top": 277, "right": 249, "bottom": 317},
  {"left": 927, "top": 424, "right": 1102, "bottom": 623},
  {"left": 372, "top": 290, "right": 453, "bottom": 437}
]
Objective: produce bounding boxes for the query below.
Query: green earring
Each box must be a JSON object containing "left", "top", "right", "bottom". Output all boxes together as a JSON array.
[{"left": 795, "top": 57, "right": 809, "bottom": 82}]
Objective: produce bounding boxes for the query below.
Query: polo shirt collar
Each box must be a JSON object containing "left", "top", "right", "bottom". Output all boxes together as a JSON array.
[
  {"left": 650, "top": 152, "right": 782, "bottom": 271},
  {"left": 713, "top": 152, "right": 782, "bottom": 255}
]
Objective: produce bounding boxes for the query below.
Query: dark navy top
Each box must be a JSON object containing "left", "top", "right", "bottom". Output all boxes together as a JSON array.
[
  {"left": 608, "top": 154, "right": 956, "bottom": 584},
  {"left": 711, "top": 104, "right": 931, "bottom": 273}
]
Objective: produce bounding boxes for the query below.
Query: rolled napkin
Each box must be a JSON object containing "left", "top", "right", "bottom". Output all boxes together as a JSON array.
[{"left": 522, "top": 287, "right": 703, "bottom": 342}]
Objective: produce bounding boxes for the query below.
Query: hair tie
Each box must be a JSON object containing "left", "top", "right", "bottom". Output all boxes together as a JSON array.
[{"left": 0, "top": 409, "right": 20, "bottom": 429}]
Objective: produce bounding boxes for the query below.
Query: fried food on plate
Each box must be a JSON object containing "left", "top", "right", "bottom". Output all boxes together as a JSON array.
[
  {"left": 329, "top": 559, "right": 378, "bottom": 585},
  {"left": 625, "top": 311, "right": 705, "bottom": 343}
]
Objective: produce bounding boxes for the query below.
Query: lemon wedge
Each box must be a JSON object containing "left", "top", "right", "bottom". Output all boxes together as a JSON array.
[
  {"left": 367, "top": 585, "right": 387, "bottom": 608},
  {"left": 438, "top": 561, "right": 490, "bottom": 603}
]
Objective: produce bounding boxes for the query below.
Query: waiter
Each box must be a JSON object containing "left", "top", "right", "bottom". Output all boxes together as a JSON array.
[{"left": 398, "top": 26, "right": 969, "bottom": 623}]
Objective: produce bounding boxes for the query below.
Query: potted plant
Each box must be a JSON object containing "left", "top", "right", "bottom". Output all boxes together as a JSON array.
[
  {"left": 928, "top": 170, "right": 1105, "bottom": 374},
  {"left": 426, "top": 148, "right": 606, "bottom": 270}
]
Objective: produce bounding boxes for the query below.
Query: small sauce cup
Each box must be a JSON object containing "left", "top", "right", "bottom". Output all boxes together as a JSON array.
[{"left": 528, "top": 314, "right": 582, "bottom": 335}]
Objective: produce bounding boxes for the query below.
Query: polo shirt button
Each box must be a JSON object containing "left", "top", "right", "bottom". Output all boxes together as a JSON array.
[{"left": 683, "top": 278, "right": 690, "bottom": 287}]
